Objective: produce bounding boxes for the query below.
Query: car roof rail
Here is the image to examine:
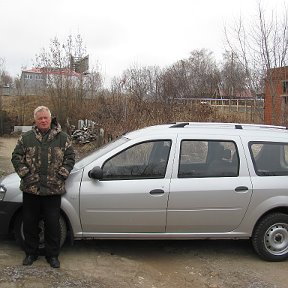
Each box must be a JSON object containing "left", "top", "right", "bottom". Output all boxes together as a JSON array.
[
  {"left": 170, "top": 122, "right": 243, "bottom": 129},
  {"left": 239, "top": 123, "right": 288, "bottom": 130},
  {"left": 170, "top": 122, "right": 189, "bottom": 128},
  {"left": 169, "top": 122, "right": 288, "bottom": 130}
]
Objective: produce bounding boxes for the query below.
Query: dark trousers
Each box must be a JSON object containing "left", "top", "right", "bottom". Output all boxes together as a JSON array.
[{"left": 22, "top": 193, "right": 62, "bottom": 258}]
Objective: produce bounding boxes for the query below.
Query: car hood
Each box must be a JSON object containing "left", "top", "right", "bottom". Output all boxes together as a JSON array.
[{"left": 0, "top": 169, "right": 82, "bottom": 203}]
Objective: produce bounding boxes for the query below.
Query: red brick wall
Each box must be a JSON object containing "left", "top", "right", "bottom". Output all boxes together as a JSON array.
[{"left": 264, "top": 67, "right": 288, "bottom": 125}]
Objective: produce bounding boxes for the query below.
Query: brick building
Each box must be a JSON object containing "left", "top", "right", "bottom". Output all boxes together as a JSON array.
[
  {"left": 20, "top": 67, "right": 82, "bottom": 95},
  {"left": 264, "top": 66, "right": 288, "bottom": 125}
]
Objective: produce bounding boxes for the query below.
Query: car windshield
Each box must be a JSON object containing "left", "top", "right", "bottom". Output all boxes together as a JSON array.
[{"left": 74, "top": 136, "right": 130, "bottom": 169}]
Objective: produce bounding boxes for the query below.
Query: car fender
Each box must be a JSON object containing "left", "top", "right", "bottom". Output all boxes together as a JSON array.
[
  {"left": 237, "top": 195, "right": 288, "bottom": 234},
  {"left": 61, "top": 168, "right": 84, "bottom": 237}
]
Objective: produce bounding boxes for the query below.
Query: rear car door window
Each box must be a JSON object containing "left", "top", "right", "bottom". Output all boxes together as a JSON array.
[{"left": 178, "top": 140, "right": 239, "bottom": 178}]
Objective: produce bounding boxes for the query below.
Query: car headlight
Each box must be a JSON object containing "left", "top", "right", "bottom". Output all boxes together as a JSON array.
[{"left": 0, "top": 184, "right": 7, "bottom": 201}]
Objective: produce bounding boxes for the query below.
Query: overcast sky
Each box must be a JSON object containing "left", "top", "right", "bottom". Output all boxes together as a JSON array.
[{"left": 0, "top": 0, "right": 283, "bottom": 83}]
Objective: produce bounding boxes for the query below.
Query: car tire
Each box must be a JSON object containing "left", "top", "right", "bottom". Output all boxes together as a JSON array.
[
  {"left": 252, "top": 213, "right": 288, "bottom": 261},
  {"left": 14, "top": 212, "right": 67, "bottom": 252}
]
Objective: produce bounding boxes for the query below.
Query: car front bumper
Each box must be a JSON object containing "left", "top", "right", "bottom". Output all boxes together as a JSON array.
[{"left": 0, "top": 201, "right": 22, "bottom": 235}]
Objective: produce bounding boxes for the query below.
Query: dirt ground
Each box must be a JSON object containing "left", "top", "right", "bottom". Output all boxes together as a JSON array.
[{"left": 0, "top": 136, "right": 288, "bottom": 288}]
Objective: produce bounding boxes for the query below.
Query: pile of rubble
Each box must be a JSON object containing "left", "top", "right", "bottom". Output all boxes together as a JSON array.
[
  {"left": 72, "top": 127, "right": 104, "bottom": 144},
  {"left": 71, "top": 120, "right": 104, "bottom": 145}
]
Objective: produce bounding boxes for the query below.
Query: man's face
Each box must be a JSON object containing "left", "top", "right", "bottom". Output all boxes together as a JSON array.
[{"left": 35, "top": 110, "right": 51, "bottom": 132}]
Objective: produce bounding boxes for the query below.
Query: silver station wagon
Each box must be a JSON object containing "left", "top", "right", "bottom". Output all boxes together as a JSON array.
[{"left": 1, "top": 122, "right": 288, "bottom": 261}]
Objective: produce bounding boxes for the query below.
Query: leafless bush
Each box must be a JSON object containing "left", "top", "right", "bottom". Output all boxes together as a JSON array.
[{"left": 2, "top": 94, "right": 262, "bottom": 156}]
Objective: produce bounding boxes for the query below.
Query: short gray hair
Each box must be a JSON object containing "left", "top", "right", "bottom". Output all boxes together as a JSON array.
[{"left": 34, "top": 106, "right": 52, "bottom": 119}]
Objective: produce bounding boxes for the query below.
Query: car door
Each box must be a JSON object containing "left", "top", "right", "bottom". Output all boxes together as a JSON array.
[
  {"left": 79, "top": 138, "right": 174, "bottom": 235},
  {"left": 167, "top": 135, "right": 253, "bottom": 233}
]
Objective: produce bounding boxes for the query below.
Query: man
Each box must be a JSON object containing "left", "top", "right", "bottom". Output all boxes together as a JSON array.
[{"left": 11, "top": 106, "right": 75, "bottom": 268}]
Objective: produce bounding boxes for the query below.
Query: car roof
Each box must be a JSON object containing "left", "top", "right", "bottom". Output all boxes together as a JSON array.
[{"left": 124, "top": 122, "right": 288, "bottom": 140}]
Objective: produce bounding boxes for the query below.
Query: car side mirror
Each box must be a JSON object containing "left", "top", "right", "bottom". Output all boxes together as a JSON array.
[{"left": 88, "top": 166, "right": 103, "bottom": 180}]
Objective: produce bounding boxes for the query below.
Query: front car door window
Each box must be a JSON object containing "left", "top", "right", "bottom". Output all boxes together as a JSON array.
[{"left": 102, "top": 140, "right": 171, "bottom": 180}]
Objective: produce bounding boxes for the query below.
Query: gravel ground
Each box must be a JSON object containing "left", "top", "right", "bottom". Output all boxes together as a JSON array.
[
  {"left": 1, "top": 136, "right": 288, "bottom": 288},
  {"left": 0, "top": 238, "right": 287, "bottom": 288}
]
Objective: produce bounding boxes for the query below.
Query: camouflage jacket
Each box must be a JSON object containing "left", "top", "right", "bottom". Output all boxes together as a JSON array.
[{"left": 11, "top": 118, "right": 75, "bottom": 196}]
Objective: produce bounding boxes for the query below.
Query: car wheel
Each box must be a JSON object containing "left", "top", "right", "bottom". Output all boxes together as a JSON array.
[
  {"left": 252, "top": 213, "right": 288, "bottom": 261},
  {"left": 14, "top": 212, "right": 67, "bottom": 251}
]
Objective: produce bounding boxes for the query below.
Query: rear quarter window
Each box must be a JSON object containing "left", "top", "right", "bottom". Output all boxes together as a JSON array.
[{"left": 249, "top": 142, "right": 288, "bottom": 176}]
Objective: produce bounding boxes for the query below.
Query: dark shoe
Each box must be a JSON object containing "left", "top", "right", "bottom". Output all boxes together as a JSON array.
[
  {"left": 46, "top": 257, "right": 60, "bottom": 268},
  {"left": 23, "top": 255, "right": 38, "bottom": 266}
]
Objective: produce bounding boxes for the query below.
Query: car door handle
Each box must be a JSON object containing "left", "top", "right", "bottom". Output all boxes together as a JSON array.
[
  {"left": 235, "top": 186, "right": 248, "bottom": 192},
  {"left": 149, "top": 189, "right": 165, "bottom": 195}
]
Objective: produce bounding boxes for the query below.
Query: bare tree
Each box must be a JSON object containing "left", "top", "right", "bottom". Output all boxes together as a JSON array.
[
  {"left": 120, "top": 65, "right": 162, "bottom": 100},
  {"left": 84, "top": 69, "right": 103, "bottom": 98},
  {"left": 110, "top": 65, "right": 164, "bottom": 121},
  {"left": 162, "top": 60, "right": 191, "bottom": 100},
  {"left": 162, "top": 49, "right": 220, "bottom": 100},
  {"left": 35, "top": 34, "right": 103, "bottom": 129},
  {"left": 220, "top": 51, "right": 249, "bottom": 98},
  {"left": 225, "top": 2, "right": 288, "bottom": 124},
  {"left": 188, "top": 49, "right": 220, "bottom": 98}
]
